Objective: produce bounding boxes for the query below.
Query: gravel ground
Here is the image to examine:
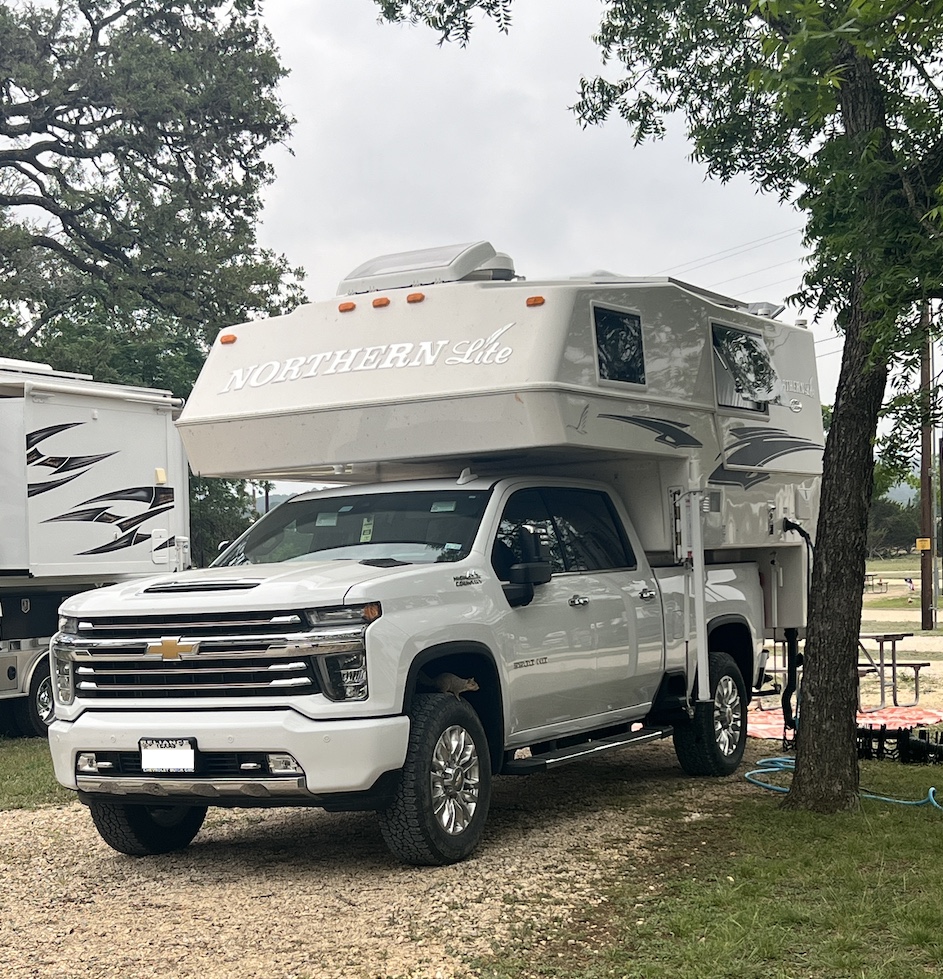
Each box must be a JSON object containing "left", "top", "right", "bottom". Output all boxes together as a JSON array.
[
  {"left": 0, "top": 739, "right": 767, "bottom": 979},
  {"left": 6, "top": 617, "right": 940, "bottom": 979}
]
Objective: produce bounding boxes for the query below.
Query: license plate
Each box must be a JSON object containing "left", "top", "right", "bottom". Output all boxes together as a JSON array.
[{"left": 140, "top": 738, "right": 195, "bottom": 773}]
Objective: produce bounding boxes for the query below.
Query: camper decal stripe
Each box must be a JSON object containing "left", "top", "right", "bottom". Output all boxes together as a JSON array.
[
  {"left": 708, "top": 466, "right": 770, "bottom": 490},
  {"left": 723, "top": 426, "right": 823, "bottom": 468},
  {"left": 43, "top": 486, "right": 177, "bottom": 555},
  {"left": 27, "top": 472, "right": 85, "bottom": 497},
  {"left": 26, "top": 422, "right": 82, "bottom": 450},
  {"left": 27, "top": 424, "right": 178, "bottom": 557},
  {"left": 598, "top": 414, "right": 703, "bottom": 449},
  {"left": 26, "top": 422, "right": 118, "bottom": 495},
  {"left": 708, "top": 426, "right": 823, "bottom": 488}
]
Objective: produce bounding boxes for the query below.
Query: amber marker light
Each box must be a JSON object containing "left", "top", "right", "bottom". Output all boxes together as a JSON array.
[
  {"left": 362, "top": 602, "right": 382, "bottom": 623},
  {"left": 372, "top": 296, "right": 391, "bottom": 308},
  {"left": 220, "top": 334, "right": 237, "bottom": 344},
  {"left": 406, "top": 292, "right": 425, "bottom": 304},
  {"left": 338, "top": 301, "right": 356, "bottom": 312},
  {"left": 526, "top": 296, "right": 546, "bottom": 307}
]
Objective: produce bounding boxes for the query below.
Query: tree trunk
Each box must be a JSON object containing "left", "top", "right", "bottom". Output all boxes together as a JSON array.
[
  {"left": 782, "top": 46, "right": 895, "bottom": 812},
  {"left": 782, "top": 278, "right": 887, "bottom": 811}
]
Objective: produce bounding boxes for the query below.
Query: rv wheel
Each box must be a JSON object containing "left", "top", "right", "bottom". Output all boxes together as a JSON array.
[
  {"left": 673, "top": 651, "right": 747, "bottom": 777},
  {"left": 13, "top": 657, "right": 54, "bottom": 738},
  {"left": 88, "top": 801, "right": 208, "bottom": 856},
  {"left": 378, "top": 693, "right": 492, "bottom": 866}
]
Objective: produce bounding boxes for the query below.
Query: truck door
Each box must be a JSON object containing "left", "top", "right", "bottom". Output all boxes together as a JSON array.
[{"left": 493, "top": 486, "right": 663, "bottom": 738}]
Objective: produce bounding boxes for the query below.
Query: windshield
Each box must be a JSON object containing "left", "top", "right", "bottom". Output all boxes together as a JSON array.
[{"left": 213, "top": 489, "right": 492, "bottom": 567}]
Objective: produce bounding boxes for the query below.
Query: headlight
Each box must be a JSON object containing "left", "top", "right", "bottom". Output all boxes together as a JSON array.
[
  {"left": 304, "top": 604, "right": 378, "bottom": 701},
  {"left": 52, "top": 643, "right": 75, "bottom": 706},
  {"left": 57, "top": 615, "right": 79, "bottom": 635},
  {"left": 306, "top": 603, "right": 381, "bottom": 626},
  {"left": 316, "top": 651, "right": 369, "bottom": 701}
]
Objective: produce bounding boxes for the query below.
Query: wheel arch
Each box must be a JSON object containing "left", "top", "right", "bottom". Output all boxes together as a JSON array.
[
  {"left": 403, "top": 641, "right": 504, "bottom": 773},
  {"left": 708, "top": 616, "right": 756, "bottom": 702}
]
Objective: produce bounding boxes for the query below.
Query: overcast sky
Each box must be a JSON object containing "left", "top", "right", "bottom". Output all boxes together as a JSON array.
[{"left": 257, "top": 0, "right": 843, "bottom": 403}]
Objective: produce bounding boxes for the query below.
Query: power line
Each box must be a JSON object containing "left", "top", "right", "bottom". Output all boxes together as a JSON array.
[
  {"left": 655, "top": 227, "right": 802, "bottom": 276},
  {"left": 707, "top": 257, "right": 802, "bottom": 289}
]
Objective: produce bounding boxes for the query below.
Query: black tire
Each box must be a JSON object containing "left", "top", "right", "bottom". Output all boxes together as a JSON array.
[
  {"left": 88, "top": 801, "right": 208, "bottom": 856},
  {"left": 378, "top": 693, "right": 492, "bottom": 866},
  {"left": 12, "top": 656, "right": 54, "bottom": 738},
  {"left": 673, "top": 651, "right": 747, "bottom": 776}
]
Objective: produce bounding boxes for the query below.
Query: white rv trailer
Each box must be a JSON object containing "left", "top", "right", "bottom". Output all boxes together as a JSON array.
[
  {"left": 47, "top": 242, "right": 823, "bottom": 865},
  {"left": 0, "top": 358, "right": 190, "bottom": 736}
]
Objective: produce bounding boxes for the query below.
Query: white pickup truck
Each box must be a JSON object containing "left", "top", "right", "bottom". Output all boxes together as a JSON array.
[{"left": 48, "top": 242, "right": 822, "bottom": 865}]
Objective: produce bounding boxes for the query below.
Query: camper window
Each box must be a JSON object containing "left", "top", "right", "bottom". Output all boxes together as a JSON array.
[
  {"left": 711, "top": 324, "right": 780, "bottom": 413},
  {"left": 593, "top": 306, "right": 646, "bottom": 386}
]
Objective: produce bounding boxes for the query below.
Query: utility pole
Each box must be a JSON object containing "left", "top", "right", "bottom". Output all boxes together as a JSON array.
[{"left": 920, "top": 305, "right": 935, "bottom": 630}]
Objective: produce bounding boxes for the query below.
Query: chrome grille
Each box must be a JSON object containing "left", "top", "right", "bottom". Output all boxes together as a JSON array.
[{"left": 56, "top": 611, "right": 365, "bottom": 701}]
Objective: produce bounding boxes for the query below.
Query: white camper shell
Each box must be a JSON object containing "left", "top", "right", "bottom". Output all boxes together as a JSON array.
[
  {"left": 0, "top": 358, "right": 190, "bottom": 736},
  {"left": 179, "top": 240, "right": 823, "bottom": 637}
]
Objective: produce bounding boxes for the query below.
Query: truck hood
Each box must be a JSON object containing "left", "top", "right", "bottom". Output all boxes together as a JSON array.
[{"left": 59, "top": 560, "right": 419, "bottom": 616}]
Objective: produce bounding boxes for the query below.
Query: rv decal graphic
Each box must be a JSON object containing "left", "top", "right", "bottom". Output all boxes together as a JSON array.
[
  {"left": 707, "top": 466, "right": 770, "bottom": 490},
  {"left": 219, "top": 323, "right": 516, "bottom": 393},
  {"left": 598, "top": 414, "right": 702, "bottom": 449},
  {"left": 44, "top": 486, "right": 176, "bottom": 555},
  {"left": 708, "top": 427, "right": 823, "bottom": 489},
  {"left": 26, "top": 422, "right": 119, "bottom": 497},
  {"left": 722, "top": 426, "right": 823, "bottom": 469}
]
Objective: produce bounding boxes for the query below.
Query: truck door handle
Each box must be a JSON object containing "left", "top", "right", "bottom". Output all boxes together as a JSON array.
[
  {"left": 568, "top": 594, "right": 590, "bottom": 607},
  {"left": 639, "top": 588, "right": 657, "bottom": 602}
]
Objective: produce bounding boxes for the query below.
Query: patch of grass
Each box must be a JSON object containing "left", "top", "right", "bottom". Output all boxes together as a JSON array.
[
  {"left": 867, "top": 557, "right": 921, "bottom": 574},
  {"left": 863, "top": 593, "right": 924, "bottom": 610},
  {"left": 471, "top": 758, "right": 943, "bottom": 979},
  {"left": 0, "top": 736, "right": 73, "bottom": 809},
  {"left": 859, "top": 619, "right": 942, "bottom": 638}
]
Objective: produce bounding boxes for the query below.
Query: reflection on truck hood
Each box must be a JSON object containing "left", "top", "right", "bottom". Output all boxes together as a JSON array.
[{"left": 59, "top": 559, "right": 418, "bottom": 615}]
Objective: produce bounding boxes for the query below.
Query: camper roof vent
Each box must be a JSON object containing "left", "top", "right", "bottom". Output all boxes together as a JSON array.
[
  {"left": 747, "top": 301, "right": 785, "bottom": 319},
  {"left": 338, "top": 240, "right": 514, "bottom": 294}
]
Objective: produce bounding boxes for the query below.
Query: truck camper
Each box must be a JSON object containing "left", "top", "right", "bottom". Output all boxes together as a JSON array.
[
  {"left": 48, "top": 242, "right": 823, "bottom": 865},
  {"left": 0, "top": 358, "right": 190, "bottom": 737}
]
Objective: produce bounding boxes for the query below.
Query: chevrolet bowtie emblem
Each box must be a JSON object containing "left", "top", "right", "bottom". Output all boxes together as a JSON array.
[{"left": 148, "top": 637, "right": 196, "bottom": 660}]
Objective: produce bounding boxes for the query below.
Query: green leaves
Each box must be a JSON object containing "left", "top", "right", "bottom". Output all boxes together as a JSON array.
[{"left": 0, "top": 0, "right": 304, "bottom": 344}]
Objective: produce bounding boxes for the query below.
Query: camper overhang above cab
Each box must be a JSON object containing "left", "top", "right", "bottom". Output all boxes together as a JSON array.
[{"left": 178, "top": 240, "right": 823, "bottom": 488}]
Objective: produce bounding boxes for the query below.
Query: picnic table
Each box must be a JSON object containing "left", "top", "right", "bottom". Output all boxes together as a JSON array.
[{"left": 857, "top": 633, "right": 930, "bottom": 712}]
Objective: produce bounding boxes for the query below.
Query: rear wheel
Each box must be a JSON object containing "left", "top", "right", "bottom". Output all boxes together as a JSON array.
[
  {"left": 378, "top": 693, "right": 491, "bottom": 865},
  {"left": 673, "top": 651, "right": 747, "bottom": 776},
  {"left": 13, "top": 657, "right": 54, "bottom": 738},
  {"left": 88, "top": 801, "right": 208, "bottom": 856}
]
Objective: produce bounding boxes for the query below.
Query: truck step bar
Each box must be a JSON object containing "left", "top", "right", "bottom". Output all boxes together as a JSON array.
[{"left": 503, "top": 725, "right": 674, "bottom": 775}]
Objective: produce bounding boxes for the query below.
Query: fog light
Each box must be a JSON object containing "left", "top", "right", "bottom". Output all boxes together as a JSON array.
[
  {"left": 77, "top": 753, "right": 99, "bottom": 773},
  {"left": 266, "top": 753, "right": 303, "bottom": 775}
]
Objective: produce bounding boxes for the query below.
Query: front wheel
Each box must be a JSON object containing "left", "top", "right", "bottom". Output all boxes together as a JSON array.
[
  {"left": 673, "top": 651, "right": 747, "bottom": 776},
  {"left": 378, "top": 693, "right": 492, "bottom": 866},
  {"left": 88, "top": 801, "right": 208, "bottom": 856}
]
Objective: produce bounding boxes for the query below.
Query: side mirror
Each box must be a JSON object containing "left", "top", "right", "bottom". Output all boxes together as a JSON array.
[{"left": 502, "top": 525, "right": 552, "bottom": 607}]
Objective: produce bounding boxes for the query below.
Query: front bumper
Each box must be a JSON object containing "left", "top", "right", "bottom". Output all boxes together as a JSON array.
[{"left": 49, "top": 708, "right": 410, "bottom": 804}]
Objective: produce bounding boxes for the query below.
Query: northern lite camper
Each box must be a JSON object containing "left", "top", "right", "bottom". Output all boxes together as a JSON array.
[
  {"left": 0, "top": 359, "right": 189, "bottom": 736},
  {"left": 48, "top": 242, "right": 822, "bottom": 864}
]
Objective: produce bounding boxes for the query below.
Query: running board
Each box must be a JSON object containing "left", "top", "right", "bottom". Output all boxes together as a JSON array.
[{"left": 503, "top": 725, "right": 674, "bottom": 775}]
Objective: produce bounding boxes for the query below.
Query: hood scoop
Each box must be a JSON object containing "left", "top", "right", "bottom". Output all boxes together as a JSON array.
[{"left": 143, "top": 579, "right": 262, "bottom": 594}]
